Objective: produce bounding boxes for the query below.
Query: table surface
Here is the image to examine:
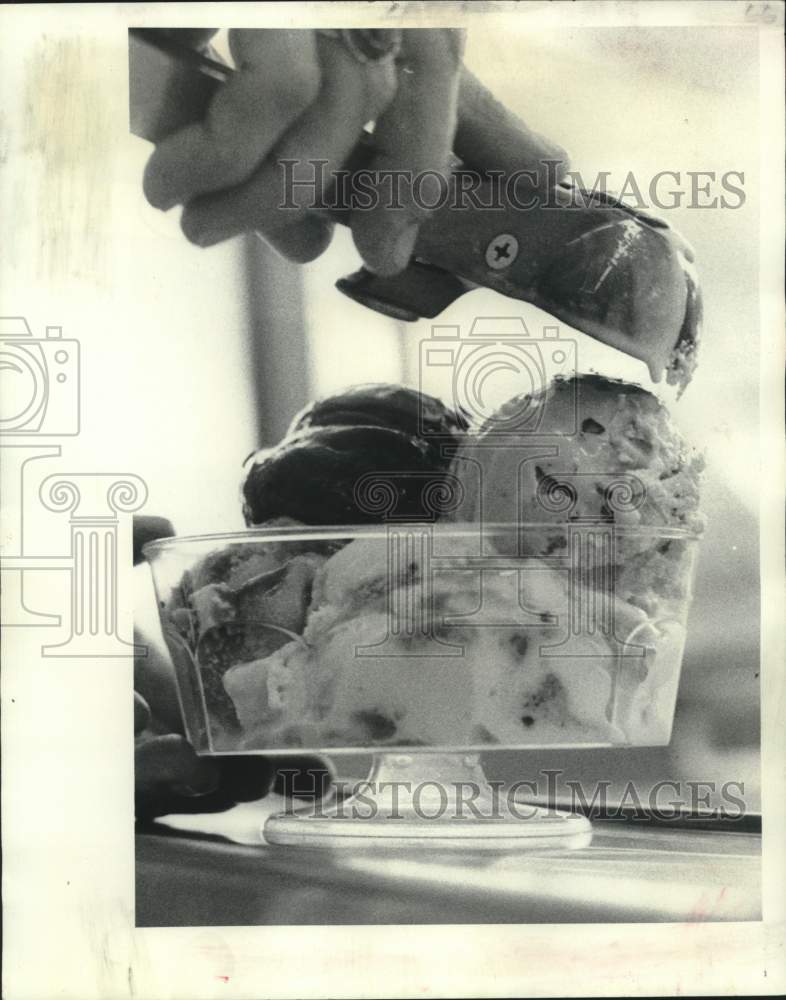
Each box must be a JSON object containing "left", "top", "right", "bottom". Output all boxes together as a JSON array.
[{"left": 136, "top": 795, "right": 761, "bottom": 927}]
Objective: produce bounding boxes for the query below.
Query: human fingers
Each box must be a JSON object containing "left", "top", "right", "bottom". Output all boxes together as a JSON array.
[
  {"left": 273, "top": 756, "right": 336, "bottom": 800},
  {"left": 135, "top": 733, "right": 221, "bottom": 799},
  {"left": 454, "top": 67, "right": 569, "bottom": 185},
  {"left": 350, "top": 29, "right": 464, "bottom": 276},
  {"left": 134, "top": 740, "right": 279, "bottom": 820},
  {"left": 133, "top": 634, "right": 184, "bottom": 736},
  {"left": 213, "top": 755, "right": 279, "bottom": 803},
  {"left": 154, "top": 28, "right": 220, "bottom": 51},
  {"left": 134, "top": 691, "right": 152, "bottom": 736},
  {"left": 179, "top": 30, "right": 397, "bottom": 260},
  {"left": 143, "top": 29, "right": 320, "bottom": 210},
  {"left": 132, "top": 515, "right": 175, "bottom": 565}
]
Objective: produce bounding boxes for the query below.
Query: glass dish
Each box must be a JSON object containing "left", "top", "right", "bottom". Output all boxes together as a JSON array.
[{"left": 145, "top": 522, "right": 700, "bottom": 849}]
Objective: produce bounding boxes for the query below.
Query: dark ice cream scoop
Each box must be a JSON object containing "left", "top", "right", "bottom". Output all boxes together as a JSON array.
[
  {"left": 289, "top": 383, "right": 468, "bottom": 443},
  {"left": 243, "top": 385, "right": 468, "bottom": 526},
  {"left": 243, "top": 425, "right": 451, "bottom": 526}
]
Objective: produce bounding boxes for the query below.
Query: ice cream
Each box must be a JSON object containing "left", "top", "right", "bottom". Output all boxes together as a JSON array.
[
  {"left": 160, "top": 519, "right": 697, "bottom": 751},
  {"left": 452, "top": 373, "right": 703, "bottom": 530},
  {"left": 162, "top": 524, "right": 340, "bottom": 732},
  {"left": 449, "top": 373, "right": 704, "bottom": 614},
  {"left": 215, "top": 528, "right": 695, "bottom": 750},
  {"left": 242, "top": 384, "right": 466, "bottom": 526},
  {"left": 157, "top": 376, "right": 703, "bottom": 753},
  {"left": 287, "top": 382, "right": 468, "bottom": 442}
]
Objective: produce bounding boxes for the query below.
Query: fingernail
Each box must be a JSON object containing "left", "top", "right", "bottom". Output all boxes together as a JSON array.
[
  {"left": 133, "top": 694, "right": 151, "bottom": 734},
  {"left": 170, "top": 783, "right": 204, "bottom": 798},
  {"left": 264, "top": 216, "right": 335, "bottom": 263},
  {"left": 172, "top": 762, "right": 221, "bottom": 798},
  {"left": 171, "top": 776, "right": 219, "bottom": 798},
  {"left": 155, "top": 194, "right": 178, "bottom": 212},
  {"left": 144, "top": 178, "right": 178, "bottom": 213},
  {"left": 181, "top": 213, "right": 218, "bottom": 248},
  {"left": 390, "top": 222, "right": 419, "bottom": 273},
  {"left": 372, "top": 221, "right": 419, "bottom": 277}
]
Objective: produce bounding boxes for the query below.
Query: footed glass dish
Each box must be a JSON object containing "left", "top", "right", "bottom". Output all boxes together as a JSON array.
[{"left": 145, "top": 522, "right": 700, "bottom": 850}]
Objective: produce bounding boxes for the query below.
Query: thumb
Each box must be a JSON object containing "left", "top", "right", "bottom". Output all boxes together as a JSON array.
[
  {"left": 133, "top": 516, "right": 175, "bottom": 565},
  {"left": 454, "top": 67, "right": 569, "bottom": 183},
  {"left": 134, "top": 692, "right": 152, "bottom": 736}
]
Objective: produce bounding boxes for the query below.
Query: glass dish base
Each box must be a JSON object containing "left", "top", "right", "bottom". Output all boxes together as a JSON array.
[{"left": 264, "top": 751, "right": 592, "bottom": 851}]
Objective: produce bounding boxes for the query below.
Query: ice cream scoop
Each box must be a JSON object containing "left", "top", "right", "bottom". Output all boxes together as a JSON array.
[
  {"left": 208, "top": 526, "right": 698, "bottom": 750},
  {"left": 163, "top": 538, "right": 330, "bottom": 733},
  {"left": 447, "top": 373, "right": 704, "bottom": 618},
  {"left": 289, "top": 383, "right": 468, "bottom": 443},
  {"left": 242, "top": 425, "right": 442, "bottom": 526},
  {"left": 339, "top": 187, "right": 702, "bottom": 393},
  {"left": 242, "top": 386, "right": 468, "bottom": 526},
  {"left": 451, "top": 373, "right": 704, "bottom": 535},
  {"left": 130, "top": 29, "right": 703, "bottom": 392}
]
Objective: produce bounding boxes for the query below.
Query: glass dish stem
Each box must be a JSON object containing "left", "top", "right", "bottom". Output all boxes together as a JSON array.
[{"left": 264, "top": 751, "right": 592, "bottom": 850}]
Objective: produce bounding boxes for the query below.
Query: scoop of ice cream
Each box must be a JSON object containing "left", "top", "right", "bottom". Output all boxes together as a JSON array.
[
  {"left": 289, "top": 383, "right": 468, "bottom": 447},
  {"left": 447, "top": 374, "right": 704, "bottom": 617},
  {"left": 304, "top": 531, "right": 494, "bottom": 638},
  {"left": 164, "top": 541, "right": 328, "bottom": 738},
  {"left": 451, "top": 373, "right": 704, "bottom": 532},
  {"left": 223, "top": 641, "right": 310, "bottom": 735},
  {"left": 243, "top": 385, "right": 469, "bottom": 527},
  {"left": 218, "top": 532, "right": 685, "bottom": 749},
  {"left": 243, "top": 425, "right": 457, "bottom": 526}
]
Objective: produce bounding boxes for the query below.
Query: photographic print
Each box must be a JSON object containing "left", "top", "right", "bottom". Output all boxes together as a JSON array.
[{"left": 2, "top": 3, "right": 784, "bottom": 998}]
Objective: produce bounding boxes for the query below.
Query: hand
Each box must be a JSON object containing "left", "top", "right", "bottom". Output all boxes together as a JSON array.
[
  {"left": 135, "top": 692, "right": 332, "bottom": 820},
  {"left": 134, "top": 692, "right": 224, "bottom": 818},
  {"left": 142, "top": 28, "right": 568, "bottom": 276},
  {"left": 133, "top": 515, "right": 333, "bottom": 821}
]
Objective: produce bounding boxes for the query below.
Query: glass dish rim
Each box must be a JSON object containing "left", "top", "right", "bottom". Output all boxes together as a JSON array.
[{"left": 143, "top": 521, "right": 702, "bottom": 558}]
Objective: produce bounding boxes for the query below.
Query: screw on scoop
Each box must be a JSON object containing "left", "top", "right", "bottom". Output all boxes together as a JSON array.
[{"left": 128, "top": 29, "right": 702, "bottom": 391}]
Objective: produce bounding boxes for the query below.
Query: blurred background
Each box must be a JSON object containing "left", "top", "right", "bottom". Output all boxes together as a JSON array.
[{"left": 3, "top": 20, "right": 759, "bottom": 810}]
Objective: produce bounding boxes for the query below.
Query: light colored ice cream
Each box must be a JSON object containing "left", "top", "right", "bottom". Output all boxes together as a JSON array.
[
  {"left": 449, "top": 373, "right": 704, "bottom": 615},
  {"left": 452, "top": 373, "right": 704, "bottom": 531},
  {"left": 219, "top": 531, "right": 693, "bottom": 750},
  {"left": 163, "top": 530, "right": 333, "bottom": 733}
]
